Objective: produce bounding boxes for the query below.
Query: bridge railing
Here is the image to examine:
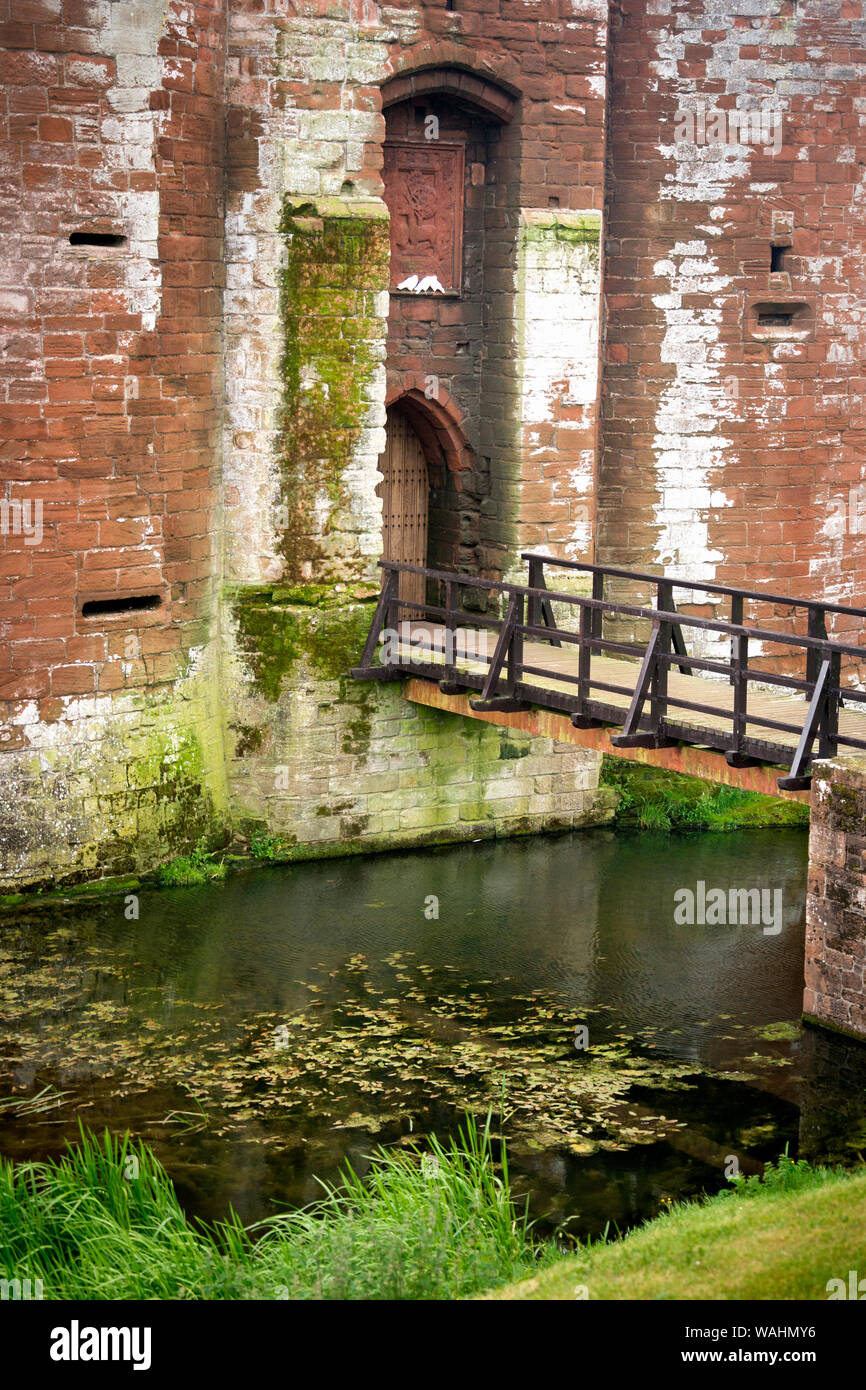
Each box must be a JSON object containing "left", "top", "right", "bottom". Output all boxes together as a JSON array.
[
  {"left": 351, "top": 557, "right": 866, "bottom": 790},
  {"left": 521, "top": 550, "right": 866, "bottom": 688}
]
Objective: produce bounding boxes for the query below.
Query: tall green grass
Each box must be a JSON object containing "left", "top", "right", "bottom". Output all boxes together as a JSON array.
[{"left": 0, "top": 1117, "right": 542, "bottom": 1300}]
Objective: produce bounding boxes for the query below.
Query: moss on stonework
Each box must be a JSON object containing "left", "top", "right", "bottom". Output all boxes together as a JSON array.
[
  {"left": 230, "top": 724, "right": 265, "bottom": 758},
  {"left": 233, "top": 817, "right": 592, "bottom": 866},
  {"left": 230, "top": 593, "right": 301, "bottom": 703},
  {"left": 269, "top": 582, "right": 379, "bottom": 609},
  {"left": 230, "top": 587, "right": 376, "bottom": 705},
  {"left": 520, "top": 214, "right": 601, "bottom": 282},
  {"left": 122, "top": 728, "right": 227, "bottom": 865},
  {"left": 0, "top": 875, "right": 144, "bottom": 915},
  {"left": 521, "top": 210, "right": 601, "bottom": 243},
  {"left": 128, "top": 727, "right": 206, "bottom": 798},
  {"left": 499, "top": 736, "right": 531, "bottom": 761},
  {"left": 600, "top": 756, "right": 810, "bottom": 832},
  {"left": 229, "top": 586, "right": 377, "bottom": 758},
  {"left": 3, "top": 699, "right": 229, "bottom": 900},
  {"left": 416, "top": 706, "right": 545, "bottom": 825},
  {"left": 276, "top": 199, "right": 389, "bottom": 580},
  {"left": 826, "top": 782, "right": 864, "bottom": 833},
  {"left": 305, "top": 605, "right": 376, "bottom": 684}
]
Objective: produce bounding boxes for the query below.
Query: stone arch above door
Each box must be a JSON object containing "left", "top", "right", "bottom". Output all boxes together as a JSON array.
[
  {"left": 380, "top": 64, "right": 519, "bottom": 124},
  {"left": 385, "top": 382, "right": 472, "bottom": 483},
  {"left": 383, "top": 386, "right": 485, "bottom": 582}
]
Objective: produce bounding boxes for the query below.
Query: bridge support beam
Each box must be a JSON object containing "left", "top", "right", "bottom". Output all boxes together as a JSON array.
[
  {"left": 404, "top": 681, "right": 811, "bottom": 804},
  {"left": 805, "top": 755, "right": 866, "bottom": 1043}
]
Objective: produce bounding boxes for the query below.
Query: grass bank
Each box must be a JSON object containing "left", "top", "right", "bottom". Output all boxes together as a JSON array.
[
  {"left": 0, "top": 1119, "right": 542, "bottom": 1301},
  {"left": 489, "top": 1155, "right": 866, "bottom": 1301},
  {"left": 600, "top": 756, "right": 810, "bottom": 831}
]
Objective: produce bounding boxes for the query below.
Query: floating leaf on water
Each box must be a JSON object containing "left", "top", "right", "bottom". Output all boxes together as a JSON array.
[{"left": 754, "top": 1020, "right": 800, "bottom": 1043}]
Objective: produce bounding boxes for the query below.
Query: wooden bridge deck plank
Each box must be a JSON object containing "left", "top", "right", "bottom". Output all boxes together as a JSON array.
[{"left": 392, "top": 626, "right": 866, "bottom": 754}]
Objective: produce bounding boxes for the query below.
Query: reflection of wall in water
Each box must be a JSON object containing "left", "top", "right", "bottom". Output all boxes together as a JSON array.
[
  {"left": 797, "top": 1026, "right": 866, "bottom": 1165},
  {"left": 589, "top": 835, "right": 808, "bottom": 1066}
]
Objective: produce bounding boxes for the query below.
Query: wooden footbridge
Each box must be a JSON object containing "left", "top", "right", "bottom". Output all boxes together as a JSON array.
[{"left": 351, "top": 553, "right": 866, "bottom": 799}]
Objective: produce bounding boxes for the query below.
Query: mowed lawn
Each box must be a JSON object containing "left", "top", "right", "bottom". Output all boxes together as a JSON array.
[{"left": 488, "top": 1168, "right": 866, "bottom": 1301}]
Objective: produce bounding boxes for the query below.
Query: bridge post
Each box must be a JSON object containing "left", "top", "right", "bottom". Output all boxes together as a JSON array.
[
  {"left": 651, "top": 606, "right": 671, "bottom": 732},
  {"left": 806, "top": 606, "right": 828, "bottom": 687},
  {"left": 725, "top": 628, "right": 760, "bottom": 768},
  {"left": 527, "top": 556, "right": 540, "bottom": 631},
  {"left": 657, "top": 578, "right": 691, "bottom": 676},
  {"left": 438, "top": 579, "right": 461, "bottom": 694},
  {"left": 804, "top": 754, "right": 866, "bottom": 1042},
  {"left": 576, "top": 601, "right": 593, "bottom": 723},
  {"left": 509, "top": 591, "right": 525, "bottom": 694},
  {"left": 527, "top": 555, "right": 562, "bottom": 647},
  {"left": 591, "top": 570, "right": 604, "bottom": 642},
  {"left": 610, "top": 618, "right": 677, "bottom": 749},
  {"left": 469, "top": 591, "right": 531, "bottom": 713}
]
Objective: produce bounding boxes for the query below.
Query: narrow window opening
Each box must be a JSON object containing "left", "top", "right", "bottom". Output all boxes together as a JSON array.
[
  {"left": 445, "top": 0, "right": 455, "bottom": 10},
  {"left": 81, "top": 594, "right": 161, "bottom": 618},
  {"left": 749, "top": 298, "right": 811, "bottom": 340},
  {"left": 770, "top": 244, "right": 787, "bottom": 272},
  {"left": 757, "top": 309, "right": 794, "bottom": 327},
  {"left": 69, "top": 232, "right": 127, "bottom": 248}
]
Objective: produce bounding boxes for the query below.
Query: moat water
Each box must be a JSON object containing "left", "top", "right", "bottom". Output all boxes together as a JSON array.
[{"left": 2, "top": 826, "right": 865, "bottom": 1240}]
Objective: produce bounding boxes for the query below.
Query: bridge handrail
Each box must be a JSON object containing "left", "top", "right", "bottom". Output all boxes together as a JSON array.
[
  {"left": 520, "top": 551, "right": 866, "bottom": 622},
  {"left": 373, "top": 559, "right": 866, "bottom": 659}
]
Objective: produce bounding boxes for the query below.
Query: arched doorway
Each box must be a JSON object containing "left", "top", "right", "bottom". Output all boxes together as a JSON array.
[{"left": 378, "top": 406, "right": 429, "bottom": 613}]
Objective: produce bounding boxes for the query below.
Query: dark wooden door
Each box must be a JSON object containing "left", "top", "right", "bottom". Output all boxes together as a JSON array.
[{"left": 378, "top": 410, "right": 428, "bottom": 614}]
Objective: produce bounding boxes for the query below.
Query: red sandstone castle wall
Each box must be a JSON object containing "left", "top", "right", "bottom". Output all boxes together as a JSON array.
[
  {"left": 0, "top": 0, "right": 229, "bottom": 888},
  {"left": 6, "top": 0, "right": 865, "bottom": 706},
  {"left": 599, "top": 0, "right": 866, "bottom": 669},
  {"left": 0, "top": 0, "right": 226, "bottom": 714}
]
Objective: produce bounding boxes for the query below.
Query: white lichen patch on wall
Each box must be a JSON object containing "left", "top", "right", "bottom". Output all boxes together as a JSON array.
[
  {"left": 650, "top": 240, "right": 731, "bottom": 603},
  {"left": 510, "top": 211, "right": 603, "bottom": 582},
  {"left": 98, "top": 0, "right": 170, "bottom": 333},
  {"left": 648, "top": 9, "right": 776, "bottom": 633}
]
